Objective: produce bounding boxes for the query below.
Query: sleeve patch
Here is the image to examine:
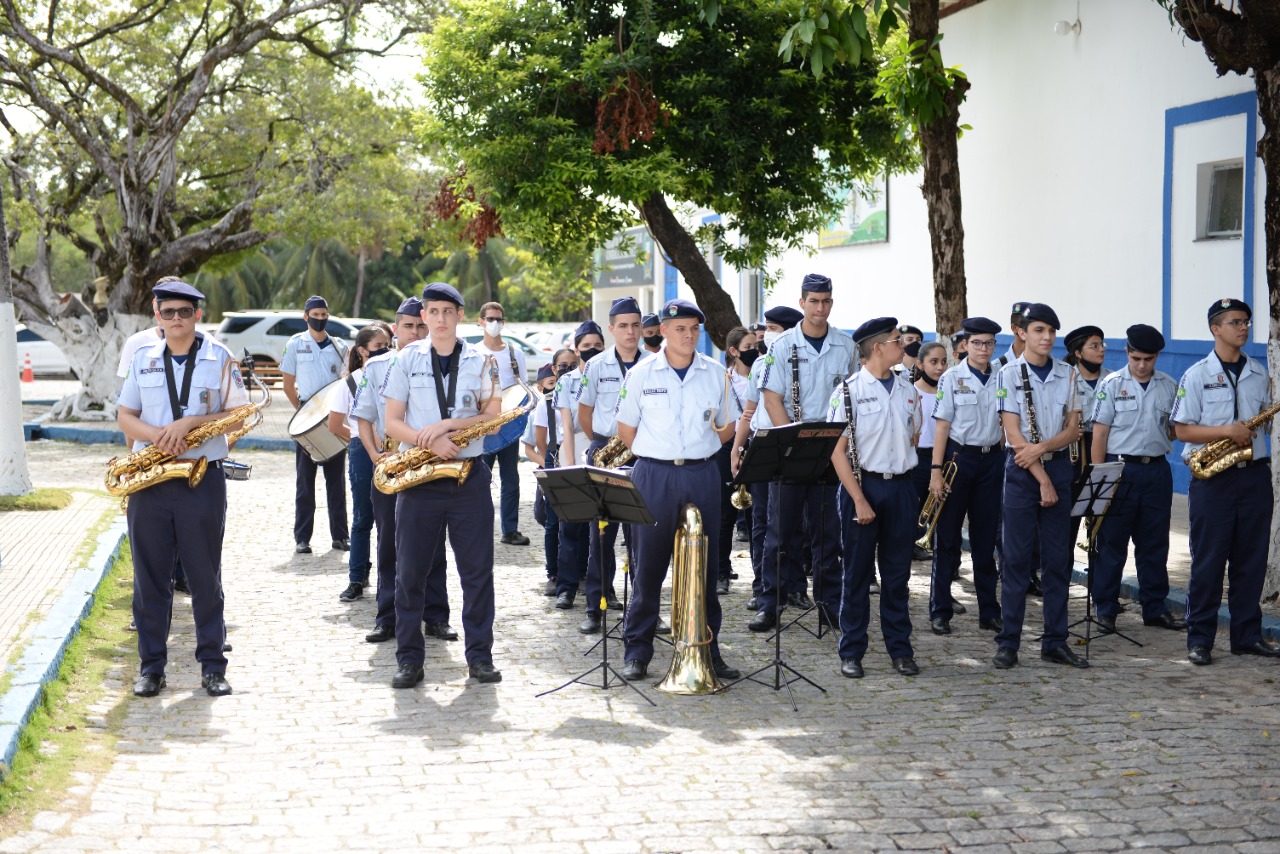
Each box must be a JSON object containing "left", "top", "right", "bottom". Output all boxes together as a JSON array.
[
  {"left": 996, "top": 388, "right": 1008, "bottom": 399},
  {"left": 1176, "top": 386, "right": 1186, "bottom": 398}
]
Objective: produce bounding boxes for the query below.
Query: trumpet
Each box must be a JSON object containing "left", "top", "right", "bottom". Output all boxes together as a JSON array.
[
  {"left": 915, "top": 459, "right": 957, "bottom": 550},
  {"left": 730, "top": 445, "right": 751, "bottom": 509}
]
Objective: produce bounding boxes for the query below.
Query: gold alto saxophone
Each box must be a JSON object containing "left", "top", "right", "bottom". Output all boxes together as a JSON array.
[
  {"left": 657, "top": 504, "right": 724, "bottom": 695},
  {"left": 592, "top": 435, "right": 634, "bottom": 469},
  {"left": 1188, "top": 401, "right": 1280, "bottom": 479}
]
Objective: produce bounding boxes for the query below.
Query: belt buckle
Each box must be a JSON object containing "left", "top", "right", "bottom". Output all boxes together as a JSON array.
[
  {"left": 1236, "top": 460, "right": 1249, "bottom": 469},
  {"left": 881, "top": 471, "right": 892, "bottom": 480},
  {"left": 674, "top": 459, "right": 686, "bottom": 466},
  {"left": 1141, "top": 456, "right": 1151, "bottom": 464},
  {"left": 981, "top": 444, "right": 993, "bottom": 454}
]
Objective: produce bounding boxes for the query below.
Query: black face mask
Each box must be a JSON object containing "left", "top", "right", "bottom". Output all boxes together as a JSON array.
[
  {"left": 1078, "top": 356, "right": 1103, "bottom": 374},
  {"left": 554, "top": 363, "right": 574, "bottom": 376},
  {"left": 738, "top": 349, "right": 759, "bottom": 367},
  {"left": 579, "top": 347, "right": 603, "bottom": 363},
  {"left": 307, "top": 316, "right": 328, "bottom": 333},
  {"left": 757, "top": 341, "right": 768, "bottom": 355},
  {"left": 366, "top": 347, "right": 389, "bottom": 360},
  {"left": 917, "top": 373, "right": 938, "bottom": 388},
  {"left": 642, "top": 334, "right": 662, "bottom": 349}
]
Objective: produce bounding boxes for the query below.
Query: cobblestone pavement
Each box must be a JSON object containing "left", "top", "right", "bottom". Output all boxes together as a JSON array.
[{"left": 4, "top": 443, "right": 1280, "bottom": 852}]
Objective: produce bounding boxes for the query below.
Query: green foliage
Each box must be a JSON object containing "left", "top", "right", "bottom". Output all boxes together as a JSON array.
[
  {"left": 876, "top": 35, "right": 970, "bottom": 140},
  {"left": 420, "top": 0, "right": 914, "bottom": 276},
  {"left": 777, "top": 0, "right": 908, "bottom": 77}
]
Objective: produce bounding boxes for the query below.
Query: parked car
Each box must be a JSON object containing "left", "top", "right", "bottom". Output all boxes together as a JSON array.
[
  {"left": 214, "top": 310, "right": 378, "bottom": 368},
  {"left": 15, "top": 323, "right": 74, "bottom": 376},
  {"left": 515, "top": 325, "right": 576, "bottom": 354},
  {"left": 460, "top": 332, "right": 551, "bottom": 383}
]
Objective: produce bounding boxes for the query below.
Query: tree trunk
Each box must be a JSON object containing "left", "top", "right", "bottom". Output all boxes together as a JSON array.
[
  {"left": 353, "top": 245, "right": 368, "bottom": 317},
  {"left": 638, "top": 192, "right": 741, "bottom": 350},
  {"left": 910, "top": 0, "right": 970, "bottom": 341},
  {"left": 0, "top": 184, "right": 33, "bottom": 497},
  {"left": 23, "top": 312, "right": 155, "bottom": 422},
  {"left": 1258, "top": 63, "right": 1280, "bottom": 603}
]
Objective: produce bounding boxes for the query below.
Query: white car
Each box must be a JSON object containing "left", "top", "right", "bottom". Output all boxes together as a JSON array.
[
  {"left": 459, "top": 333, "right": 551, "bottom": 383},
  {"left": 15, "top": 323, "right": 74, "bottom": 376},
  {"left": 214, "top": 310, "right": 378, "bottom": 367}
]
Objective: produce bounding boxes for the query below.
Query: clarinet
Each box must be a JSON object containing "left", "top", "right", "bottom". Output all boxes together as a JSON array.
[
  {"left": 843, "top": 382, "right": 861, "bottom": 483},
  {"left": 1019, "top": 363, "right": 1042, "bottom": 445},
  {"left": 790, "top": 344, "right": 802, "bottom": 422}
]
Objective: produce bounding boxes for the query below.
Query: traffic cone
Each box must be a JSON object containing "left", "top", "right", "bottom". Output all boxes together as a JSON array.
[{"left": 21, "top": 353, "right": 33, "bottom": 383}]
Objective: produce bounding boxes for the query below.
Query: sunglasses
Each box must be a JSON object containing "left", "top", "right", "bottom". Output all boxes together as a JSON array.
[{"left": 158, "top": 307, "right": 196, "bottom": 320}]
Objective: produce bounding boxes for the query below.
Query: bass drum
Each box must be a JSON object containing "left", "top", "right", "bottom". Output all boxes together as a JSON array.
[
  {"left": 288, "top": 378, "right": 349, "bottom": 463},
  {"left": 482, "top": 383, "right": 536, "bottom": 454}
]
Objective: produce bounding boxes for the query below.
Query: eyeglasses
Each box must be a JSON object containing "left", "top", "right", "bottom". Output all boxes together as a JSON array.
[
  {"left": 967, "top": 339, "right": 996, "bottom": 350},
  {"left": 482, "top": 316, "right": 504, "bottom": 323},
  {"left": 1083, "top": 342, "right": 1107, "bottom": 352},
  {"left": 1220, "top": 319, "right": 1252, "bottom": 329},
  {"left": 158, "top": 307, "right": 196, "bottom": 320},
  {"left": 881, "top": 337, "right": 903, "bottom": 348}
]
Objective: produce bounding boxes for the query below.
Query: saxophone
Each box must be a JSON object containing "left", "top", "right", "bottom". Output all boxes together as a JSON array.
[
  {"left": 1188, "top": 401, "right": 1280, "bottom": 479},
  {"left": 106, "top": 365, "right": 271, "bottom": 499},
  {"left": 593, "top": 435, "right": 634, "bottom": 469}
]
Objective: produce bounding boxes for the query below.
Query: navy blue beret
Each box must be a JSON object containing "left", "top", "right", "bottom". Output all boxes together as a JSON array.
[
  {"left": 1010, "top": 301, "right": 1030, "bottom": 317},
  {"left": 421, "top": 282, "right": 464, "bottom": 307},
  {"left": 609, "top": 296, "right": 642, "bottom": 317},
  {"left": 751, "top": 321, "right": 766, "bottom": 332},
  {"left": 801, "top": 273, "right": 832, "bottom": 293},
  {"left": 1126, "top": 324, "right": 1165, "bottom": 354},
  {"left": 764, "top": 306, "right": 804, "bottom": 329},
  {"left": 852, "top": 316, "right": 899, "bottom": 345},
  {"left": 641, "top": 313, "right": 660, "bottom": 329},
  {"left": 1208, "top": 298, "right": 1251, "bottom": 322},
  {"left": 1064, "top": 325, "right": 1104, "bottom": 352},
  {"left": 961, "top": 316, "right": 1000, "bottom": 336},
  {"left": 536, "top": 364, "right": 557, "bottom": 382},
  {"left": 897, "top": 324, "right": 923, "bottom": 338},
  {"left": 1021, "top": 303, "right": 1060, "bottom": 330},
  {"left": 574, "top": 319, "right": 604, "bottom": 344},
  {"left": 661, "top": 298, "right": 705, "bottom": 323},
  {"left": 950, "top": 329, "right": 971, "bottom": 347},
  {"left": 396, "top": 297, "right": 423, "bottom": 317},
  {"left": 304, "top": 295, "right": 328, "bottom": 312},
  {"left": 152, "top": 280, "right": 204, "bottom": 304}
]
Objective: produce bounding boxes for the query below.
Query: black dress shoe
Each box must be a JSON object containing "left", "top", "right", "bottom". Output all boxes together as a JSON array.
[
  {"left": 787, "top": 591, "right": 813, "bottom": 608},
  {"left": 295, "top": 542, "right": 311, "bottom": 554},
  {"left": 840, "top": 659, "right": 864, "bottom": 679},
  {"left": 978, "top": 616, "right": 1004, "bottom": 632},
  {"left": 127, "top": 618, "right": 137, "bottom": 632},
  {"left": 1042, "top": 646, "right": 1090, "bottom": 669},
  {"left": 745, "top": 596, "right": 758, "bottom": 610},
  {"left": 555, "top": 591, "right": 575, "bottom": 610},
  {"left": 1188, "top": 645, "right": 1213, "bottom": 665},
  {"left": 133, "top": 673, "right": 165, "bottom": 697},
  {"left": 222, "top": 642, "right": 233, "bottom": 653},
  {"left": 331, "top": 538, "right": 350, "bottom": 551},
  {"left": 712, "top": 657, "right": 741, "bottom": 680},
  {"left": 365, "top": 624, "right": 395, "bottom": 643},
  {"left": 620, "top": 660, "right": 647, "bottom": 681},
  {"left": 172, "top": 578, "right": 190, "bottom": 594},
  {"left": 1144, "top": 612, "right": 1188, "bottom": 630},
  {"left": 500, "top": 531, "right": 530, "bottom": 546},
  {"left": 339, "top": 583, "right": 364, "bottom": 602},
  {"left": 892, "top": 656, "right": 920, "bottom": 676},
  {"left": 1095, "top": 614, "right": 1117, "bottom": 634},
  {"left": 1027, "top": 573, "right": 1043, "bottom": 597},
  {"left": 604, "top": 591, "right": 623, "bottom": 611},
  {"left": 655, "top": 618, "right": 671, "bottom": 635},
  {"left": 716, "top": 578, "right": 730, "bottom": 595},
  {"left": 578, "top": 613, "right": 602, "bottom": 634},
  {"left": 542, "top": 578, "right": 558, "bottom": 597},
  {"left": 748, "top": 610, "right": 777, "bottom": 632},
  {"left": 468, "top": 661, "right": 502, "bottom": 683},
  {"left": 392, "top": 664, "right": 424, "bottom": 688},
  {"left": 425, "top": 622, "right": 459, "bottom": 641},
  {"left": 950, "top": 596, "right": 966, "bottom": 616},
  {"left": 930, "top": 618, "right": 951, "bottom": 635},
  {"left": 992, "top": 647, "right": 1019, "bottom": 669},
  {"left": 912, "top": 545, "right": 932, "bottom": 562},
  {"left": 1231, "top": 639, "right": 1280, "bottom": 657},
  {"left": 735, "top": 528, "right": 749, "bottom": 543},
  {"left": 201, "top": 673, "right": 233, "bottom": 696}
]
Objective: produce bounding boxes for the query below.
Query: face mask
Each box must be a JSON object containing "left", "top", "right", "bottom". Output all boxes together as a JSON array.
[
  {"left": 307, "top": 316, "right": 328, "bottom": 333},
  {"left": 555, "top": 363, "right": 574, "bottom": 376},
  {"left": 643, "top": 334, "right": 662, "bottom": 348},
  {"left": 578, "top": 347, "right": 603, "bottom": 363},
  {"left": 484, "top": 320, "right": 504, "bottom": 337},
  {"left": 756, "top": 340, "right": 768, "bottom": 355},
  {"left": 366, "top": 347, "right": 389, "bottom": 360},
  {"left": 917, "top": 373, "right": 938, "bottom": 388},
  {"left": 1078, "top": 356, "right": 1103, "bottom": 373},
  {"left": 738, "top": 348, "right": 759, "bottom": 367},
  {"left": 763, "top": 330, "right": 782, "bottom": 350}
]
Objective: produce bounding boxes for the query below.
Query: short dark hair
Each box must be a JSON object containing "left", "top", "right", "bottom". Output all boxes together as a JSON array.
[{"left": 857, "top": 331, "right": 891, "bottom": 361}]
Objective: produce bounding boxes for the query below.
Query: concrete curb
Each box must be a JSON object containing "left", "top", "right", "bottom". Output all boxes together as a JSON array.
[
  {"left": 23, "top": 423, "right": 295, "bottom": 452},
  {"left": 0, "top": 516, "right": 127, "bottom": 778}
]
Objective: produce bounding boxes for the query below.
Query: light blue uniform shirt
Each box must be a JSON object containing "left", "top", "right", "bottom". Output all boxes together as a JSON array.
[
  {"left": 280, "top": 332, "right": 348, "bottom": 400},
  {"left": 933, "top": 359, "right": 1001, "bottom": 447},
  {"left": 758, "top": 325, "right": 855, "bottom": 422},
  {"left": 995, "top": 357, "right": 1073, "bottom": 446},
  {"left": 1073, "top": 368, "right": 1110, "bottom": 431},
  {"left": 1092, "top": 366, "right": 1176, "bottom": 457},
  {"left": 117, "top": 335, "right": 249, "bottom": 462},
  {"left": 380, "top": 339, "right": 499, "bottom": 459},
  {"left": 827, "top": 368, "right": 921, "bottom": 475},
  {"left": 554, "top": 366, "right": 588, "bottom": 461},
  {"left": 349, "top": 350, "right": 398, "bottom": 440},
  {"left": 1171, "top": 351, "right": 1270, "bottom": 463},
  {"left": 745, "top": 360, "right": 775, "bottom": 431},
  {"left": 615, "top": 351, "right": 741, "bottom": 461},
  {"left": 578, "top": 346, "right": 639, "bottom": 438}
]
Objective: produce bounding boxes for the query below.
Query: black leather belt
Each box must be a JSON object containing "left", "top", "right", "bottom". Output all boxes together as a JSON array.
[
  {"left": 641, "top": 455, "right": 715, "bottom": 466},
  {"left": 206, "top": 460, "right": 224, "bottom": 470},
  {"left": 1010, "top": 449, "right": 1062, "bottom": 462},
  {"left": 1240, "top": 457, "right": 1270, "bottom": 468},
  {"left": 949, "top": 440, "right": 999, "bottom": 454},
  {"left": 1109, "top": 453, "right": 1161, "bottom": 464},
  {"left": 860, "top": 469, "right": 911, "bottom": 481}
]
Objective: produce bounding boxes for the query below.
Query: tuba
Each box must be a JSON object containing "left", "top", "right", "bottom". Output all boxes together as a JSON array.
[
  {"left": 1188, "top": 401, "right": 1280, "bottom": 479},
  {"left": 657, "top": 504, "right": 725, "bottom": 695},
  {"left": 915, "top": 458, "right": 957, "bottom": 550}
]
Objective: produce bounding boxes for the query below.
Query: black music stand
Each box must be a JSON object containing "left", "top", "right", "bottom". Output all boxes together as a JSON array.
[
  {"left": 772, "top": 460, "right": 841, "bottom": 639},
  {"left": 1068, "top": 462, "right": 1141, "bottom": 657},
  {"left": 535, "top": 465, "right": 656, "bottom": 704},
  {"left": 731, "top": 422, "right": 845, "bottom": 710}
]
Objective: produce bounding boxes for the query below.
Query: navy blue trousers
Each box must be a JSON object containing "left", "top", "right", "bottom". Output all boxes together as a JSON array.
[
  {"left": 542, "top": 493, "right": 560, "bottom": 580},
  {"left": 624, "top": 458, "right": 724, "bottom": 666},
  {"left": 1093, "top": 456, "right": 1173, "bottom": 621},
  {"left": 294, "top": 443, "right": 348, "bottom": 545},
  {"left": 837, "top": 476, "right": 917, "bottom": 662},
  {"left": 371, "top": 483, "right": 448, "bottom": 629},
  {"left": 481, "top": 440, "right": 521, "bottom": 536},
  {"left": 556, "top": 520, "right": 589, "bottom": 596},
  {"left": 347, "top": 439, "right": 374, "bottom": 584},
  {"left": 583, "top": 438, "right": 619, "bottom": 614},
  {"left": 393, "top": 464, "right": 495, "bottom": 667},
  {"left": 748, "top": 481, "right": 770, "bottom": 595},
  {"left": 930, "top": 445, "right": 1002, "bottom": 623},
  {"left": 715, "top": 439, "right": 736, "bottom": 580},
  {"left": 127, "top": 469, "right": 227, "bottom": 677},
  {"left": 760, "top": 483, "right": 841, "bottom": 617},
  {"left": 997, "top": 456, "right": 1074, "bottom": 652},
  {"left": 1186, "top": 461, "right": 1272, "bottom": 651}
]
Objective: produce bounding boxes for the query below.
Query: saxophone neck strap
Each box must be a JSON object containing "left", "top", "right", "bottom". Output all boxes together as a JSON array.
[
  {"left": 431, "top": 342, "right": 463, "bottom": 418},
  {"left": 163, "top": 333, "right": 203, "bottom": 421}
]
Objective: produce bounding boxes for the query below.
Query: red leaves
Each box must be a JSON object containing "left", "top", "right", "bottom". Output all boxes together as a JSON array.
[
  {"left": 427, "top": 170, "right": 504, "bottom": 250},
  {"left": 593, "top": 69, "right": 668, "bottom": 155}
]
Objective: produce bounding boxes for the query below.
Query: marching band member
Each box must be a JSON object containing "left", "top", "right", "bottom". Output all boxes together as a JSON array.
[
  {"left": 640, "top": 313, "right": 663, "bottom": 355},
  {"left": 577, "top": 298, "right": 644, "bottom": 625},
  {"left": 615, "top": 299, "right": 742, "bottom": 682},
  {"left": 929, "top": 317, "right": 1004, "bottom": 636},
  {"left": 351, "top": 298, "right": 454, "bottom": 645},
  {"left": 281, "top": 295, "right": 350, "bottom": 555},
  {"left": 1062, "top": 324, "right": 1108, "bottom": 551},
  {"left": 381, "top": 283, "right": 501, "bottom": 687},
  {"left": 117, "top": 280, "right": 247, "bottom": 697},
  {"left": 1171, "top": 299, "right": 1280, "bottom": 665},
  {"left": 476, "top": 301, "right": 531, "bottom": 546},
  {"left": 897, "top": 324, "right": 924, "bottom": 375},
  {"left": 992, "top": 303, "right": 1087, "bottom": 670},
  {"left": 996, "top": 302, "right": 1030, "bottom": 370},
  {"left": 752, "top": 274, "right": 855, "bottom": 632},
  {"left": 1090, "top": 324, "right": 1185, "bottom": 634},
  {"left": 553, "top": 324, "right": 601, "bottom": 628},
  {"left": 910, "top": 341, "right": 948, "bottom": 562},
  {"left": 949, "top": 329, "right": 970, "bottom": 363},
  {"left": 717, "top": 326, "right": 757, "bottom": 594},
  {"left": 528, "top": 363, "right": 565, "bottom": 596},
  {"left": 829, "top": 317, "right": 921, "bottom": 678}
]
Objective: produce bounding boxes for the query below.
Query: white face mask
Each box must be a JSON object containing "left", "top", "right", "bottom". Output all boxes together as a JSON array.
[
  {"left": 484, "top": 320, "right": 504, "bottom": 337},
  {"left": 763, "top": 330, "right": 782, "bottom": 349}
]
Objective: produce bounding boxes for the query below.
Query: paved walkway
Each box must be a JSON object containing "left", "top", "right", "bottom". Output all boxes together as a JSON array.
[{"left": 0, "top": 442, "right": 1278, "bottom": 851}]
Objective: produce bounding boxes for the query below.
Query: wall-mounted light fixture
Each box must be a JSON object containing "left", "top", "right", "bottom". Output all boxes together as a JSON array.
[{"left": 1054, "top": 18, "right": 1081, "bottom": 36}]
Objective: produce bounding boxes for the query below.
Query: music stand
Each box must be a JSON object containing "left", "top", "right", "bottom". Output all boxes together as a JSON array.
[
  {"left": 771, "top": 460, "right": 841, "bottom": 639},
  {"left": 731, "top": 421, "right": 845, "bottom": 710},
  {"left": 535, "top": 465, "right": 656, "bottom": 705},
  {"left": 1067, "top": 462, "right": 1141, "bottom": 657}
]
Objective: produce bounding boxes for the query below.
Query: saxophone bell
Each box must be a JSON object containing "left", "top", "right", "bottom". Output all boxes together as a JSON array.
[{"left": 915, "top": 459, "right": 957, "bottom": 550}]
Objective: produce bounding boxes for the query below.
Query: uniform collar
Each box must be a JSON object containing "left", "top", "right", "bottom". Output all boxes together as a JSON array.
[
  {"left": 655, "top": 350, "right": 704, "bottom": 373},
  {"left": 961, "top": 358, "right": 993, "bottom": 380},
  {"left": 1209, "top": 349, "right": 1258, "bottom": 380},
  {"left": 142, "top": 334, "right": 210, "bottom": 360},
  {"left": 1014, "top": 354, "right": 1068, "bottom": 379}
]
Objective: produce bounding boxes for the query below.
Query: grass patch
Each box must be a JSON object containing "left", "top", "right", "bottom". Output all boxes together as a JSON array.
[
  {"left": 67, "top": 503, "right": 121, "bottom": 570},
  {"left": 0, "top": 489, "right": 74, "bottom": 512},
  {"left": 0, "top": 548, "right": 135, "bottom": 834}
]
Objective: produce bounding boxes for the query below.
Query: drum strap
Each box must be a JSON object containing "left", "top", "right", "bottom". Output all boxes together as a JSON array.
[
  {"left": 431, "top": 342, "right": 462, "bottom": 417},
  {"left": 164, "top": 333, "right": 203, "bottom": 420}
]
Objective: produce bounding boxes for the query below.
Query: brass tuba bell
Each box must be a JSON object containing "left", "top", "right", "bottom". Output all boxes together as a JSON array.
[{"left": 657, "top": 504, "right": 725, "bottom": 695}]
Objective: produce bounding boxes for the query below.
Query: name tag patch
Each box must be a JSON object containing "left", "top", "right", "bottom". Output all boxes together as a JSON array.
[{"left": 643, "top": 388, "right": 668, "bottom": 396}]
